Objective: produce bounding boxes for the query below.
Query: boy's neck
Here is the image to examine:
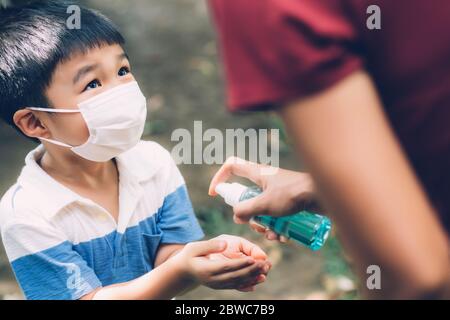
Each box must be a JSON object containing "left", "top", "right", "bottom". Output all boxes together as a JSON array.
[{"left": 38, "top": 143, "right": 117, "bottom": 184}]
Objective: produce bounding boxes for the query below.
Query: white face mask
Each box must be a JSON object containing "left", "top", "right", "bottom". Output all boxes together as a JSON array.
[{"left": 28, "top": 81, "right": 147, "bottom": 162}]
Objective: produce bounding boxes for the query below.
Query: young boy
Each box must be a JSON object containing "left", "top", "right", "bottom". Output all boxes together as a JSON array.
[{"left": 0, "top": 1, "right": 270, "bottom": 300}]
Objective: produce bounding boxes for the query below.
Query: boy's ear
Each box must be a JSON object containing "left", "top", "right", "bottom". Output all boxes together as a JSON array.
[{"left": 13, "top": 108, "right": 48, "bottom": 139}]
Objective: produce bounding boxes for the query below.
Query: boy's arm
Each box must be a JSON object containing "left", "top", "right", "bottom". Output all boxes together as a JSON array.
[
  {"left": 81, "top": 239, "right": 267, "bottom": 300},
  {"left": 82, "top": 244, "right": 190, "bottom": 299},
  {"left": 154, "top": 244, "right": 185, "bottom": 267},
  {"left": 80, "top": 248, "right": 192, "bottom": 300},
  {"left": 278, "top": 71, "right": 449, "bottom": 299},
  {"left": 152, "top": 243, "right": 201, "bottom": 295}
]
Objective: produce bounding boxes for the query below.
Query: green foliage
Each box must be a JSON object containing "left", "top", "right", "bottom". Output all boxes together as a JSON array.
[
  {"left": 265, "top": 115, "right": 293, "bottom": 156},
  {"left": 195, "top": 206, "right": 248, "bottom": 238},
  {"left": 322, "top": 236, "right": 354, "bottom": 278},
  {"left": 143, "top": 119, "right": 167, "bottom": 136}
]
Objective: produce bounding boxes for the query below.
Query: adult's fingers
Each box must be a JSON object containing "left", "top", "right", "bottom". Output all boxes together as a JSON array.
[
  {"left": 208, "top": 157, "right": 265, "bottom": 196},
  {"left": 233, "top": 192, "right": 270, "bottom": 223},
  {"left": 265, "top": 230, "right": 279, "bottom": 241},
  {"left": 249, "top": 220, "right": 267, "bottom": 233},
  {"left": 264, "top": 230, "right": 290, "bottom": 243},
  {"left": 250, "top": 221, "right": 284, "bottom": 243}
]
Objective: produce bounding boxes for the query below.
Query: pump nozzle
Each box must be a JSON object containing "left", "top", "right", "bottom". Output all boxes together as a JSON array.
[{"left": 215, "top": 182, "right": 248, "bottom": 206}]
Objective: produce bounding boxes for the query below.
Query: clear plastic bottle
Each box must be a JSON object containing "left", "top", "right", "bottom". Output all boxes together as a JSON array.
[{"left": 215, "top": 182, "right": 331, "bottom": 250}]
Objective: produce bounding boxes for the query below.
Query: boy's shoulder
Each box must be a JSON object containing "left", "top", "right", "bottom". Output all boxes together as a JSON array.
[{"left": 0, "top": 182, "right": 43, "bottom": 232}]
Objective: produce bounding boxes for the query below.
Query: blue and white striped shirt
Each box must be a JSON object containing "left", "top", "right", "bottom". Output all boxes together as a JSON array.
[{"left": 0, "top": 140, "right": 204, "bottom": 300}]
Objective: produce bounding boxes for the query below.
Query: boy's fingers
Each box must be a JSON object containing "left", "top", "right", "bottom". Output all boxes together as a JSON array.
[
  {"left": 208, "top": 256, "right": 255, "bottom": 275},
  {"left": 208, "top": 157, "right": 264, "bottom": 196},
  {"left": 237, "top": 274, "right": 267, "bottom": 291},
  {"left": 237, "top": 286, "right": 255, "bottom": 292},
  {"left": 257, "top": 274, "right": 267, "bottom": 282},
  {"left": 238, "top": 236, "right": 268, "bottom": 260},
  {"left": 211, "top": 261, "right": 265, "bottom": 283},
  {"left": 188, "top": 240, "right": 227, "bottom": 256}
]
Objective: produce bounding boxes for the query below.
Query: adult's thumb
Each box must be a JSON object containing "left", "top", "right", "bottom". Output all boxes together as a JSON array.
[{"left": 233, "top": 193, "right": 268, "bottom": 223}]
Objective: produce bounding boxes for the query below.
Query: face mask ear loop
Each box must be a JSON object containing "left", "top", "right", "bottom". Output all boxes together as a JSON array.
[
  {"left": 38, "top": 137, "right": 73, "bottom": 148},
  {"left": 27, "top": 107, "right": 80, "bottom": 113},
  {"left": 26, "top": 107, "right": 79, "bottom": 148}
]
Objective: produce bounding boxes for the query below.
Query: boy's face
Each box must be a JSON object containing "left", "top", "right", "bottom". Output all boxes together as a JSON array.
[{"left": 37, "top": 44, "right": 135, "bottom": 147}]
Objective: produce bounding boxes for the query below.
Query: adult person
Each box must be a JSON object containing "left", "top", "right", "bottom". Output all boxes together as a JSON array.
[{"left": 207, "top": 0, "right": 450, "bottom": 299}]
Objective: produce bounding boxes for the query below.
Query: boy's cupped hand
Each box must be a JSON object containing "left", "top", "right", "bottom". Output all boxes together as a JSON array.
[
  {"left": 174, "top": 234, "right": 271, "bottom": 292},
  {"left": 208, "top": 234, "right": 271, "bottom": 292}
]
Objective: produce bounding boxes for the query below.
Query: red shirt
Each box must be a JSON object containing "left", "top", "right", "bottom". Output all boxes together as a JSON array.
[{"left": 209, "top": 0, "right": 450, "bottom": 232}]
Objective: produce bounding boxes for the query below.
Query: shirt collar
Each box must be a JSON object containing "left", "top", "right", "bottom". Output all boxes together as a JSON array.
[
  {"left": 115, "top": 142, "right": 162, "bottom": 183},
  {"left": 17, "top": 144, "right": 81, "bottom": 218},
  {"left": 16, "top": 143, "right": 159, "bottom": 220}
]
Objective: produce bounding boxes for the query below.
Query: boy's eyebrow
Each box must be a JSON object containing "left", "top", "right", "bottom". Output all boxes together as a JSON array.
[
  {"left": 72, "top": 53, "right": 129, "bottom": 85},
  {"left": 118, "top": 52, "right": 129, "bottom": 61},
  {"left": 73, "top": 64, "right": 99, "bottom": 85}
]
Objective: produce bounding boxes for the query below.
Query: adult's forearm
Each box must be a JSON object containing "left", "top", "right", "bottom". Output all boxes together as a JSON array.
[{"left": 278, "top": 71, "right": 449, "bottom": 298}]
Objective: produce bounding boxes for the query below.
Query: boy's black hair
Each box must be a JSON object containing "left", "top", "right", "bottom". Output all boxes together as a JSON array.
[{"left": 0, "top": 0, "right": 125, "bottom": 140}]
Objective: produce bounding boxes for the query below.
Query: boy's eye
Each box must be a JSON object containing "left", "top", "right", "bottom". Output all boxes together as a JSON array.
[
  {"left": 83, "top": 79, "right": 101, "bottom": 92},
  {"left": 118, "top": 66, "right": 130, "bottom": 77}
]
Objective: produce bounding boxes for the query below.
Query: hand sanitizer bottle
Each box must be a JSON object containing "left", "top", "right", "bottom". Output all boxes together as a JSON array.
[{"left": 215, "top": 182, "right": 331, "bottom": 250}]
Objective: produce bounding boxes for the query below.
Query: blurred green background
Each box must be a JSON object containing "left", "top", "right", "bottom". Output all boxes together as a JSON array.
[{"left": 0, "top": 0, "right": 356, "bottom": 299}]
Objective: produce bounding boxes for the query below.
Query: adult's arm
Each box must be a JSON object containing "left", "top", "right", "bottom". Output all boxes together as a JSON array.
[{"left": 278, "top": 70, "right": 449, "bottom": 298}]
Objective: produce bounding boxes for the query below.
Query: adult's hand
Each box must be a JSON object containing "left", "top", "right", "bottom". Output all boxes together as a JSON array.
[{"left": 209, "top": 156, "right": 320, "bottom": 241}]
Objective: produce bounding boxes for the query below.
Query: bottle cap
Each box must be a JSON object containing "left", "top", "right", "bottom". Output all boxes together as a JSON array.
[{"left": 215, "top": 182, "right": 248, "bottom": 206}]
